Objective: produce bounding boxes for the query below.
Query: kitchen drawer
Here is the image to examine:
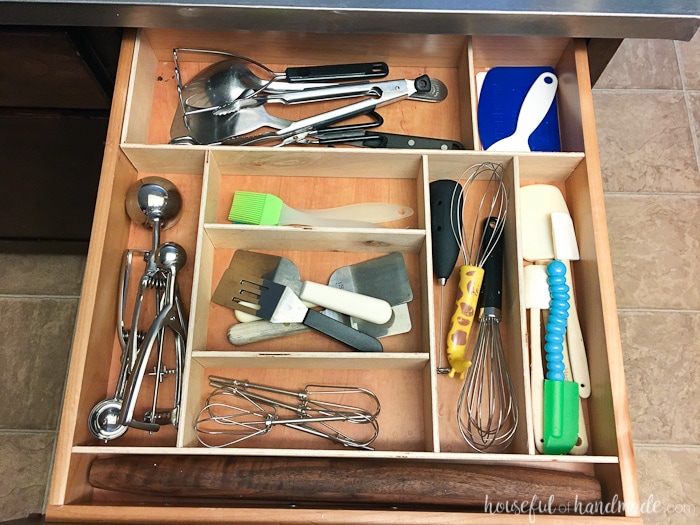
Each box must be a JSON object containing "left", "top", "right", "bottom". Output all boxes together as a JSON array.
[{"left": 46, "top": 28, "right": 639, "bottom": 522}]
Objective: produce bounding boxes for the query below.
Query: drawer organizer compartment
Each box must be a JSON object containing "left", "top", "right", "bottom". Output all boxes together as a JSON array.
[{"left": 48, "top": 28, "right": 639, "bottom": 522}]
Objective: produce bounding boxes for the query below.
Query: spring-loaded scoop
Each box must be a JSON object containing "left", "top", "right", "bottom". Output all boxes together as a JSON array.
[{"left": 119, "top": 242, "right": 188, "bottom": 432}]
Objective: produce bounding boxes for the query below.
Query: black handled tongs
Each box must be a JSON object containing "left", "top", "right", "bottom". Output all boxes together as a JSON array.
[{"left": 223, "top": 76, "right": 433, "bottom": 147}]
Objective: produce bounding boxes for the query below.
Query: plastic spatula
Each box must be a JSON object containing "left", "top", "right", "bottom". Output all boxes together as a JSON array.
[
  {"left": 520, "top": 185, "right": 590, "bottom": 399},
  {"left": 525, "top": 264, "right": 588, "bottom": 455},
  {"left": 550, "top": 212, "right": 590, "bottom": 399},
  {"left": 486, "top": 72, "right": 558, "bottom": 152},
  {"left": 542, "top": 260, "right": 579, "bottom": 454},
  {"left": 561, "top": 339, "right": 589, "bottom": 455},
  {"left": 523, "top": 264, "right": 549, "bottom": 453}
]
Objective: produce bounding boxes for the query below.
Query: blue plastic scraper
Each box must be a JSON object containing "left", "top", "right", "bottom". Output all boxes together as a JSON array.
[{"left": 477, "top": 66, "right": 561, "bottom": 152}]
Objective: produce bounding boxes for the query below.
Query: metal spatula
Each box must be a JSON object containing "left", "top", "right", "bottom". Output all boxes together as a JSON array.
[
  {"left": 328, "top": 252, "right": 413, "bottom": 338},
  {"left": 227, "top": 253, "right": 413, "bottom": 345},
  {"left": 214, "top": 250, "right": 392, "bottom": 324},
  {"left": 224, "top": 271, "right": 383, "bottom": 353}
]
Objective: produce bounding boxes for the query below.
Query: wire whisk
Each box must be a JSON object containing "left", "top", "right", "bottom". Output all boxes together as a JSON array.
[
  {"left": 444, "top": 162, "right": 508, "bottom": 379},
  {"left": 195, "top": 377, "right": 380, "bottom": 450},
  {"left": 457, "top": 216, "right": 518, "bottom": 452}
]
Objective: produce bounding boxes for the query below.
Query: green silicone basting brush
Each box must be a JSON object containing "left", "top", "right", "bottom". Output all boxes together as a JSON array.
[{"left": 228, "top": 191, "right": 413, "bottom": 228}]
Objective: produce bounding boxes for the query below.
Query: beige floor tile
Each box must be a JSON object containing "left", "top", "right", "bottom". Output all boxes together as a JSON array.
[
  {"left": 619, "top": 311, "right": 700, "bottom": 445},
  {"left": 0, "top": 432, "right": 55, "bottom": 521},
  {"left": 604, "top": 194, "right": 700, "bottom": 310},
  {"left": 678, "top": 30, "right": 700, "bottom": 90},
  {"left": 594, "top": 91, "right": 698, "bottom": 193},
  {"left": 0, "top": 254, "right": 86, "bottom": 296},
  {"left": 634, "top": 446, "right": 700, "bottom": 524},
  {"left": 596, "top": 39, "right": 682, "bottom": 90},
  {"left": 687, "top": 92, "right": 700, "bottom": 148},
  {"left": 0, "top": 297, "right": 78, "bottom": 430}
]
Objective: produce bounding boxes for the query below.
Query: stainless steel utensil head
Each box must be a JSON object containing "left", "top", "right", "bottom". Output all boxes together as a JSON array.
[
  {"left": 180, "top": 57, "right": 274, "bottom": 109},
  {"left": 327, "top": 252, "right": 413, "bottom": 338},
  {"left": 218, "top": 270, "right": 306, "bottom": 323},
  {"left": 409, "top": 78, "right": 448, "bottom": 102},
  {"left": 251, "top": 275, "right": 308, "bottom": 324},
  {"left": 212, "top": 250, "right": 303, "bottom": 310},
  {"left": 125, "top": 176, "right": 183, "bottom": 230},
  {"left": 328, "top": 252, "right": 413, "bottom": 305},
  {"left": 230, "top": 250, "right": 302, "bottom": 292}
]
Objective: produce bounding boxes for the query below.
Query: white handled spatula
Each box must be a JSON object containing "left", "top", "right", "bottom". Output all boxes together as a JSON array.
[{"left": 487, "top": 72, "right": 558, "bottom": 152}]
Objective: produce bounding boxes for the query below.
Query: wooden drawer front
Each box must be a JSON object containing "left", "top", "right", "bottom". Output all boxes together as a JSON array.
[{"left": 47, "top": 29, "right": 639, "bottom": 523}]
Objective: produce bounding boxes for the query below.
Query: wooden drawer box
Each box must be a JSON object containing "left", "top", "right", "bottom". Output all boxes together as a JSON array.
[{"left": 47, "top": 28, "right": 639, "bottom": 522}]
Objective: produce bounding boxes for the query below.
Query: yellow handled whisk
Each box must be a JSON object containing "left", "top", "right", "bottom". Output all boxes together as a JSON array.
[{"left": 445, "top": 162, "right": 507, "bottom": 379}]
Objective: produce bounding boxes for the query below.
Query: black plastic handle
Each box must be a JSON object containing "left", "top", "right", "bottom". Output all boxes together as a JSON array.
[
  {"left": 363, "top": 132, "right": 464, "bottom": 150},
  {"left": 303, "top": 308, "right": 383, "bottom": 353},
  {"left": 478, "top": 217, "right": 505, "bottom": 310},
  {"left": 285, "top": 62, "right": 389, "bottom": 83},
  {"left": 414, "top": 75, "right": 431, "bottom": 93},
  {"left": 429, "top": 180, "right": 463, "bottom": 282}
]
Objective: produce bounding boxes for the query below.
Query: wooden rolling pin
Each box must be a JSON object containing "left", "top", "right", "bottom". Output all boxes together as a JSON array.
[{"left": 89, "top": 455, "right": 602, "bottom": 509}]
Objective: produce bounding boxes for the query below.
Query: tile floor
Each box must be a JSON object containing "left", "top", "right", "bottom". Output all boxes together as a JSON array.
[{"left": 0, "top": 34, "right": 698, "bottom": 523}]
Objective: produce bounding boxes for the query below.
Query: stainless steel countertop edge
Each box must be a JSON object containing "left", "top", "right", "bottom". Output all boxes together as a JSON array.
[{"left": 0, "top": 2, "right": 698, "bottom": 41}]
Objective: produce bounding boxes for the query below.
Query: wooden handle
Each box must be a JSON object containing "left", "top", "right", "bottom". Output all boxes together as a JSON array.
[
  {"left": 89, "top": 455, "right": 601, "bottom": 509},
  {"left": 227, "top": 320, "right": 310, "bottom": 345},
  {"left": 445, "top": 265, "right": 484, "bottom": 379},
  {"left": 530, "top": 308, "right": 545, "bottom": 453},
  {"left": 562, "top": 259, "right": 591, "bottom": 398}
]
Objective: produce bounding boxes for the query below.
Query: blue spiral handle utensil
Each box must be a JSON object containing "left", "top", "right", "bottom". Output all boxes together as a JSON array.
[{"left": 544, "top": 260, "right": 569, "bottom": 381}]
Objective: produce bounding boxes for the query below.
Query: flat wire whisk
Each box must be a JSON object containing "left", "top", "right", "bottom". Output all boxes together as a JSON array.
[
  {"left": 444, "top": 162, "right": 508, "bottom": 379},
  {"left": 195, "top": 377, "right": 380, "bottom": 450}
]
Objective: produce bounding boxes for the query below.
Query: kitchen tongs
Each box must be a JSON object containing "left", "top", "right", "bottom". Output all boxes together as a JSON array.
[
  {"left": 223, "top": 75, "right": 433, "bottom": 147},
  {"left": 225, "top": 271, "right": 383, "bottom": 352}
]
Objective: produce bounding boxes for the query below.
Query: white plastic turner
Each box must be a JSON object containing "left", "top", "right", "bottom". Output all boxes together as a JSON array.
[
  {"left": 487, "top": 72, "right": 558, "bottom": 152},
  {"left": 523, "top": 263, "right": 548, "bottom": 453},
  {"left": 520, "top": 184, "right": 591, "bottom": 399}
]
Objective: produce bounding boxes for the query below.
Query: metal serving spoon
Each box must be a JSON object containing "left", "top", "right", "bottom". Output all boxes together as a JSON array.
[{"left": 176, "top": 48, "right": 389, "bottom": 110}]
